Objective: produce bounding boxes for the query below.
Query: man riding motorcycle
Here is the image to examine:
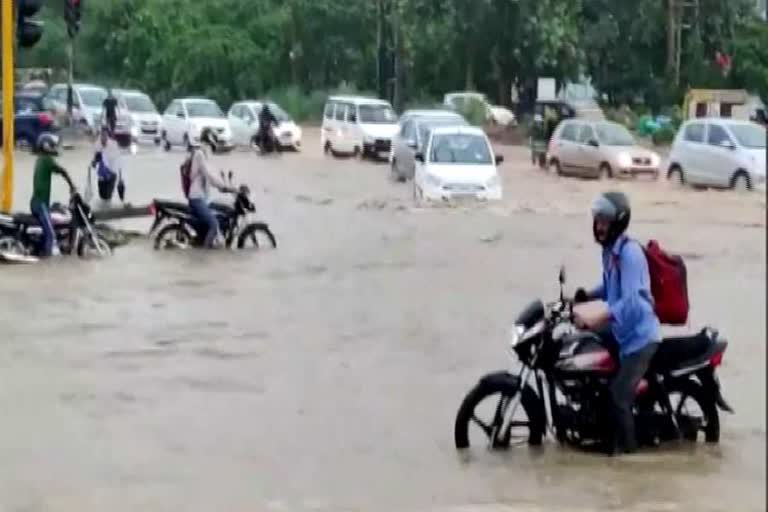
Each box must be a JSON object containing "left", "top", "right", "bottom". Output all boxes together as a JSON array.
[
  {"left": 256, "top": 103, "right": 279, "bottom": 150},
  {"left": 30, "top": 134, "right": 73, "bottom": 257},
  {"left": 573, "top": 191, "right": 661, "bottom": 455},
  {"left": 185, "top": 129, "right": 234, "bottom": 248}
]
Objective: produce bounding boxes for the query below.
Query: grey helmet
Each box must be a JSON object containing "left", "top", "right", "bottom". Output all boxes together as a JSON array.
[
  {"left": 36, "top": 133, "right": 60, "bottom": 156},
  {"left": 591, "top": 191, "right": 631, "bottom": 246}
]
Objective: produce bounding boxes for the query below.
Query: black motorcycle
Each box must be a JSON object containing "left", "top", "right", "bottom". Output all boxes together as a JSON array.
[
  {"left": 251, "top": 124, "right": 282, "bottom": 155},
  {"left": 454, "top": 268, "right": 732, "bottom": 453},
  {"left": 0, "top": 183, "right": 112, "bottom": 259},
  {"left": 150, "top": 174, "right": 277, "bottom": 250}
]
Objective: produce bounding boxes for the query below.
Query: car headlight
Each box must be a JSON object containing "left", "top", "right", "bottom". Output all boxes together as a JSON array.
[
  {"left": 295, "top": 127, "right": 302, "bottom": 139},
  {"left": 650, "top": 153, "right": 661, "bottom": 167},
  {"left": 425, "top": 173, "right": 442, "bottom": 188},
  {"left": 130, "top": 125, "right": 139, "bottom": 137},
  {"left": 617, "top": 152, "right": 632, "bottom": 168}
]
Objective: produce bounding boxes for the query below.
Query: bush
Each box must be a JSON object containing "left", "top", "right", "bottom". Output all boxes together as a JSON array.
[{"left": 652, "top": 125, "right": 676, "bottom": 146}]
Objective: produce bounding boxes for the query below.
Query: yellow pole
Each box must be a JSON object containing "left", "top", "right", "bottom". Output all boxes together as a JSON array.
[{"left": 1, "top": 0, "right": 14, "bottom": 213}]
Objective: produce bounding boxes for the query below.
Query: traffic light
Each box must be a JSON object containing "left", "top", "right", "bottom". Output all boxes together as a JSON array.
[
  {"left": 17, "top": 0, "right": 44, "bottom": 48},
  {"left": 64, "top": 0, "right": 81, "bottom": 38}
]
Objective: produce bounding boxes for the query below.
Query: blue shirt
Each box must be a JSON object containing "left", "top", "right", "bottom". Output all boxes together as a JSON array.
[{"left": 591, "top": 235, "right": 661, "bottom": 358}]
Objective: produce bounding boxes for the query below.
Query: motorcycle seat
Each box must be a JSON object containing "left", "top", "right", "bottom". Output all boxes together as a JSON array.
[
  {"left": 12, "top": 213, "right": 40, "bottom": 227},
  {"left": 652, "top": 329, "right": 715, "bottom": 373},
  {"left": 154, "top": 199, "right": 190, "bottom": 212}
]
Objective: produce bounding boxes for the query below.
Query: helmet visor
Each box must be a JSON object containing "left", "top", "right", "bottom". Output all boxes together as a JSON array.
[{"left": 591, "top": 195, "right": 618, "bottom": 220}]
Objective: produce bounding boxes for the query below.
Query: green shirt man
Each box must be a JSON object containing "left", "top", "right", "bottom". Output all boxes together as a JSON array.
[{"left": 31, "top": 154, "right": 66, "bottom": 207}]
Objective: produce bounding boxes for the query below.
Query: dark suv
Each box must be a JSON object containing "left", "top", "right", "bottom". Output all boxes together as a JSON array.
[{"left": 0, "top": 92, "right": 58, "bottom": 149}]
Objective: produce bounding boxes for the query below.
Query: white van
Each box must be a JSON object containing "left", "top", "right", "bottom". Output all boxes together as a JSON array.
[{"left": 321, "top": 96, "right": 399, "bottom": 159}]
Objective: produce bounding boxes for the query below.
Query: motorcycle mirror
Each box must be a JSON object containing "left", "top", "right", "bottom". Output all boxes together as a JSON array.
[
  {"left": 558, "top": 266, "right": 566, "bottom": 285},
  {"left": 220, "top": 170, "right": 226, "bottom": 182},
  {"left": 228, "top": 170, "right": 234, "bottom": 184}
]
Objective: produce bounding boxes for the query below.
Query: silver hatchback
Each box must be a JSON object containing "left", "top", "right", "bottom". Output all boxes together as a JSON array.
[{"left": 389, "top": 110, "right": 468, "bottom": 182}]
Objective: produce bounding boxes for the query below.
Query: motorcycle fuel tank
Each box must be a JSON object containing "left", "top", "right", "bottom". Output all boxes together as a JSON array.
[{"left": 555, "top": 332, "right": 616, "bottom": 375}]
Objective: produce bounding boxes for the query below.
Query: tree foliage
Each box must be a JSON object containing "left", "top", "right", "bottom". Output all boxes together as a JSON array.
[{"left": 19, "top": 0, "right": 768, "bottom": 114}]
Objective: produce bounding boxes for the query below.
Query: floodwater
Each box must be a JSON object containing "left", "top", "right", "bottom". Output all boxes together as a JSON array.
[{"left": 0, "top": 130, "right": 765, "bottom": 511}]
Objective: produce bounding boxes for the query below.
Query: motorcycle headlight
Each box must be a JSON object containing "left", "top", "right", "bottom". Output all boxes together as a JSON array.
[
  {"left": 509, "top": 325, "right": 526, "bottom": 348},
  {"left": 617, "top": 152, "right": 632, "bottom": 168}
]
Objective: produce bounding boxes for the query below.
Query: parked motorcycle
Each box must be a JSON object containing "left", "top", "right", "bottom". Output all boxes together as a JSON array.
[
  {"left": 150, "top": 172, "right": 277, "bottom": 250},
  {"left": 0, "top": 182, "right": 112, "bottom": 259},
  {"left": 454, "top": 267, "right": 732, "bottom": 453}
]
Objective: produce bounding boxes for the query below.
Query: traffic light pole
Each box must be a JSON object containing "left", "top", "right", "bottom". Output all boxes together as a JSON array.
[{"left": 1, "top": 0, "right": 16, "bottom": 213}]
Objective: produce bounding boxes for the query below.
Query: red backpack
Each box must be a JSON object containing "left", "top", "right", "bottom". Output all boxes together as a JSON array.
[
  {"left": 643, "top": 240, "right": 689, "bottom": 325},
  {"left": 180, "top": 157, "right": 192, "bottom": 198},
  {"left": 618, "top": 239, "right": 689, "bottom": 325}
]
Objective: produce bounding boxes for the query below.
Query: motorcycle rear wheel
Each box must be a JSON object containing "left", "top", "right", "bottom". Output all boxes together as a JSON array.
[
  {"left": 454, "top": 377, "right": 543, "bottom": 449},
  {"left": 666, "top": 380, "right": 720, "bottom": 443}
]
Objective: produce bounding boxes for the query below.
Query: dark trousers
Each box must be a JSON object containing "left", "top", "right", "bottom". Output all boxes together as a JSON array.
[
  {"left": 30, "top": 199, "right": 56, "bottom": 256},
  {"left": 609, "top": 343, "right": 659, "bottom": 453}
]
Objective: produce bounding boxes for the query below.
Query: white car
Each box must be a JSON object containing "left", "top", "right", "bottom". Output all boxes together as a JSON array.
[
  {"left": 668, "top": 118, "right": 766, "bottom": 191},
  {"left": 413, "top": 125, "right": 503, "bottom": 202},
  {"left": 114, "top": 88, "right": 163, "bottom": 145},
  {"left": 161, "top": 97, "right": 234, "bottom": 152},
  {"left": 443, "top": 91, "right": 517, "bottom": 127},
  {"left": 228, "top": 100, "right": 302, "bottom": 150},
  {"left": 321, "top": 96, "right": 399, "bottom": 159},
  {"left": 45, "top": 83, "right": 108, "bottom": 133}
]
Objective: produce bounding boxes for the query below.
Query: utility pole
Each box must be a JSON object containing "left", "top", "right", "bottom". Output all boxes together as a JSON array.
[
  {"left": 667, "top": 0, "right": 699, "bottom": 87},
  {"left": 1, "top": 0, "right": 15, "bottom": 213},
  {"left": 392, "top": 0, "right": 404, "bottom": 111}
]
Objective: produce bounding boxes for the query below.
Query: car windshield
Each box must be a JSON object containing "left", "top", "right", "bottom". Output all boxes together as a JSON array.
[
  {"left": 429, "top": 133, "right": 492, "bottom": 164},
  {"left": 79, "top": 88, "right": 107, "bottom": 107},
  {"left": 267, "top": 103, "right": 290, "bottom": 122},
  {"left": 728, "top": 124, "right": 766, "bottom": 149},
  {"left": 187, "top": 100, "right": 224, "bottom": 118},
  {"left": 596, "top": 122, "right": 635, "bottom": 146},
  {"left": 358, "top": 104, "right": 396, "bottom": 124},
  {"left": 123, "top": 94, "right": 157, "bottom": 113}
]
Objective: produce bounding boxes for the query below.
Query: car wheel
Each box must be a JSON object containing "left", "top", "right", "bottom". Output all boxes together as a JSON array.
[
  {"left": 668, "top": 165, "right": 685, "bottom": 186},
  {"left": 598, "top": 163, "right": 613, "bottom": 180},
  {"left": 731, "top": 171, "right": 751, "bottom": 192},
  {"left": 549, "top": 158, "right": 563, "bottom": 176}
]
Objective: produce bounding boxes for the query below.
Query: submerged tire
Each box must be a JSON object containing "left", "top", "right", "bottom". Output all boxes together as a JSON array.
[
  {"left": 237, "top": 223, "right": 277, "bottom": 250},
  {"left": 666, "top": 379, "right": 720, "bottom": 443},
  {"left": 77, "top": 233, "right": 112, "bottom": 259},
  {"left": 154, "top": 223, "right": 194, "bottom": 250},
  {"left": 454, "top": 373, "right": 544, "bottom": 449}
]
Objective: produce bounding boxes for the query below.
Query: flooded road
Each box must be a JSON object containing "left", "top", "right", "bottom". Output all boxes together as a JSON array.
[{"left": 1, "top": 130, "right": 765, "bottom": 511}]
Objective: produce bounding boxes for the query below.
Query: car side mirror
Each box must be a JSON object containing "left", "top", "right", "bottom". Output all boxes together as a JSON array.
[
  {"left": 495, "top": 154, "right": 504, "bottom": 165},
  {"left": 414, "top": 152, "right": 424, "bottom": 163},
  {"left": 588, "top": 139, "right": 599, "bottom": 147}
]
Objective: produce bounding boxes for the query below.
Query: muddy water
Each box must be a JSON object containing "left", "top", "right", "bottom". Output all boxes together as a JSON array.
[{"left": 0, "top": 131, "right": 764, "bottom": 511}]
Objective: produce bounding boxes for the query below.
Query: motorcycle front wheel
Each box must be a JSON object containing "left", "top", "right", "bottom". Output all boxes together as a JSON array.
[
  {"left": 454, "top": 375, "right": 544, "bottom": 450},
  {"left": 154, "top": 223, "right": 195, "bottom": 250},
  {"left": 237, "top": 223, "right": 277, "bottom": 250},
  {"left": 77, "top": 233, "right": 112, "bottom": 259}
]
